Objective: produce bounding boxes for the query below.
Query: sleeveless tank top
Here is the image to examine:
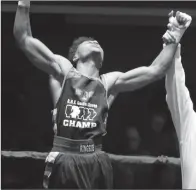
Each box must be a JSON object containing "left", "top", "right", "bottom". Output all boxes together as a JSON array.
[{"left": 52, "top": 68, "right": 109, "bottom": 140}]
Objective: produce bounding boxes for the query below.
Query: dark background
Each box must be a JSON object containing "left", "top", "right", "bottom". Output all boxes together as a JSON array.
[{"left": 2, "top": 1, "right": 196, "bottom": 156}]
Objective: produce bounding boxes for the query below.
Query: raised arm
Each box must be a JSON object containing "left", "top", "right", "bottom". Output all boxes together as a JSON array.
[
  {"left": 105, "top": 11, "right": 191, "bottom": 94},
  {"left": 13, "top": 1, "right": 72, "bottom": 80},
  {"left": 165, "top": 44, "right": 196, "bottom": 140},
  {"left": 109, "top": 43, "right": 178, "bottom": 93}
]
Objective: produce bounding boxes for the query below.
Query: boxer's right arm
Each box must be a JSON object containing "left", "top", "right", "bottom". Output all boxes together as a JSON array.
[{"left": 13, "top": 1, "right": 72, "bottom": 80}]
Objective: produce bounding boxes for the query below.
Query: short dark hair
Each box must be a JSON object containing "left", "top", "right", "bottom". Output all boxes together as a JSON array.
[{"left": 68, "top": 36, "right": 95, "bottom": 62}]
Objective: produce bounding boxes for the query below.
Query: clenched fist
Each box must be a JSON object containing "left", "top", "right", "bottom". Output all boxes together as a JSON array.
[{"left": 163, "top": 11, "right": 192, "bottom": 44}]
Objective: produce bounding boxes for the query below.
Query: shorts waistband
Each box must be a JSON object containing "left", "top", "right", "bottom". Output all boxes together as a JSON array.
[{"left": 52, "top": 136, "right": 102, "bottom": 154}]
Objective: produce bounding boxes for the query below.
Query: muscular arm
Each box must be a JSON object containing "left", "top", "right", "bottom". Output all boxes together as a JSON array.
[
  {"left": 165, "top": 45, "right": 196, "bottom": 140},
  {"left": 106, "top": 43, "right": 178, "bottom": 94},
  {"left": 107, "top": 11, "right": 192, "bottom": 94},
  {"left": 13, "top": 1, "right": 72, "bottom": 79}
]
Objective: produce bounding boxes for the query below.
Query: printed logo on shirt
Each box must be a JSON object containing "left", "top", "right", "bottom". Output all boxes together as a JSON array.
[{"left": 63, "top": 99, "right": 98, "bottom": 129}]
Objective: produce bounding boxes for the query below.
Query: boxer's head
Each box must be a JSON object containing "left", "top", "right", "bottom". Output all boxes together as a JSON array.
[{"left": 68, "top": 37, "right": 104, "bottom": 68}]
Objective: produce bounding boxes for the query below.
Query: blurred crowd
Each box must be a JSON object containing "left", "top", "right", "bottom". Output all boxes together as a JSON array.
[
  {"left": 116, "top": 111, "right": 180, "bottom": 189},
  {"left": 124, "top": 112, "right": 179, "bottom": 157}
]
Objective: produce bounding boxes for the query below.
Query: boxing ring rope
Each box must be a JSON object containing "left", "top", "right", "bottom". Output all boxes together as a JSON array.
[
  {"left": 1, "top": 151, "right": 180, "bottom": 165},
  {"left": 2, "top": 151, "right": 182, "bottom": 188}
]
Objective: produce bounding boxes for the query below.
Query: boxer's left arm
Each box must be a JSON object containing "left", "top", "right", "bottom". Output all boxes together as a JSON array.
[
  {"left": 106, "top": 43, "right": 178, "bottom": 94},
  {"left": 103, "top": 42, "right": 177, "bottom": 106},
  {"left": 105, "top": 11, "right": 191, "bottom": 95}
]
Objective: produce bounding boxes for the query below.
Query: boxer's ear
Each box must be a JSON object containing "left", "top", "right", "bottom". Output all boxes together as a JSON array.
[{"left": 73, "top": 54, "right": 79, "bottom": 63}]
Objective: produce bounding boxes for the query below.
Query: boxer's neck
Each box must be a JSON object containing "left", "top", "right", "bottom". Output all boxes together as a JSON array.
[{"left": 76, "top": 60, "right": 100, "bottom": 78}]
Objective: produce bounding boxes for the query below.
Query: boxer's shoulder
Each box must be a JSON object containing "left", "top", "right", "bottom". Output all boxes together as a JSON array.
[
  {"left": 101, "top": 71, "right": 122, "bottom": 94},
  {"left": 54, "top": 54, "right": 73, "bottom": 76}
]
